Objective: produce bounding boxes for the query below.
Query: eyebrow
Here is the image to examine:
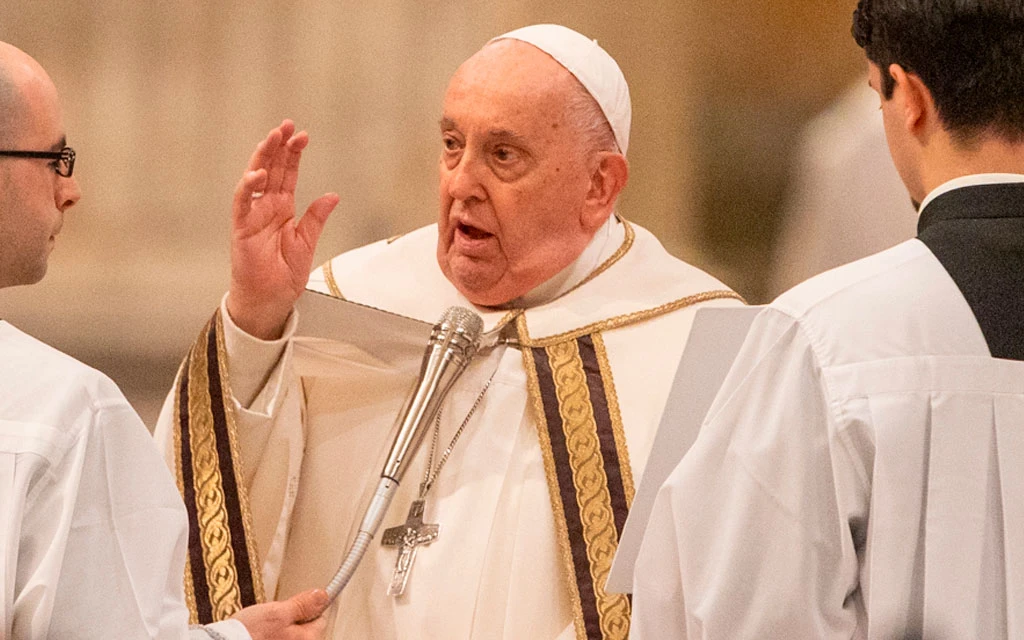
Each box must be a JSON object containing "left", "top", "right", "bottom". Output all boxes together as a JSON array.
[
  {"left": 439, "top": 118, "right": 528, "bottom": 144},
  {"left": 49, "top": 135, "right": 66, "bottom": 152},
  {"left": 486, "top": 128, "right": 528, "bottom": 145}
]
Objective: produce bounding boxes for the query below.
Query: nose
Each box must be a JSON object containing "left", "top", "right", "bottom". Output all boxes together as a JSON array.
[
  {"left": 444, "top": 153, "right": 487, "bottom": 203},
  {"left": 56, "top": 174, "right": 81, "bottom": 212}
]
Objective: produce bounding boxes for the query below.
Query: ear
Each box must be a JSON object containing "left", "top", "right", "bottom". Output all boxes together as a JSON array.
[
  {"left": 581, "top": 152, "right": 629, "bottom": 231},
  {"left": 889, "top": 64, "right": 936, "bottom": 138}
]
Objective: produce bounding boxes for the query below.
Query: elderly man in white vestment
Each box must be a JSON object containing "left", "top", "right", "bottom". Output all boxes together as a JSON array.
[
  {"left": 0, "top": 41, "right": 330, "bottom": 640},
  {"left": 154, "top": 24, "right": 741, "bottom": 640},
  {"left": 630, "top": 1, "right": 1024, "bottom": 638}
]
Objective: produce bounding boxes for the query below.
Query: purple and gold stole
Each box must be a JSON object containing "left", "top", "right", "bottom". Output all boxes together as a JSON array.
[
  {"left": 518, "top": 288, "right": 740, "bottom": 640},
  {"left": 168, "top": 284, "right": 740, "bottom": 630},
  {"left": 171, "top": 311, "right": 265, "bottom": 623}
]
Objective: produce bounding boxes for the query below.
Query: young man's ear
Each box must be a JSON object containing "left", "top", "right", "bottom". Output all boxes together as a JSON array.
[{"left": 889, "top": 64, "right": 935, "bottom": 137}]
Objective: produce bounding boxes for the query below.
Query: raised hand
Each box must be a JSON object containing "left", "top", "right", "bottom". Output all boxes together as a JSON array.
[
  {"left": 230, "top": 588, "right": 330, "bottom": 639},
  {"left": 227, "top": 120, "right": 340, "bottom": 339}
]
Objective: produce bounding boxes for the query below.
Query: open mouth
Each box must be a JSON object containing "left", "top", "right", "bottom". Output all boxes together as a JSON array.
[{"left": 457, "top": 222, "right": 493, "bottom": 241}]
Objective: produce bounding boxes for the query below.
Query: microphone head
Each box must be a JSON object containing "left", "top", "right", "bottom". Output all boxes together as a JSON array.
[
  {"left": 439, "top": 306, "right": 484, "bottom": 346},
  {"left": 381, "top": 305, "right": 484, "bottom": 483}
]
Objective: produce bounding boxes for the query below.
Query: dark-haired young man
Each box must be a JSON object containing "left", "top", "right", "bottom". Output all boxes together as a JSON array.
[{"left": 630, "top": 1, "right": 1024, "bottom": 638}]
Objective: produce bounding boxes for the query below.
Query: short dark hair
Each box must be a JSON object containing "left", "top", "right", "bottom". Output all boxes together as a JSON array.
[{"left": 852, "top": 0, "right": 1024, "bottom": 144}]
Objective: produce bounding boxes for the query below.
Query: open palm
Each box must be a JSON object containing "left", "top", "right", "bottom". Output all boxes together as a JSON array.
[{"left": 227, "top": 120, "right": 339, "bottom": 339}]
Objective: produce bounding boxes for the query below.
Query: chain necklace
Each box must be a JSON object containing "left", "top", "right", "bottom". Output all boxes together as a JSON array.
[
  {"left": 419, "top": 372, "right": 495, "bottom": 496},
  {"left": 380, "top": 370, "right": 496, "bottom": 596}
]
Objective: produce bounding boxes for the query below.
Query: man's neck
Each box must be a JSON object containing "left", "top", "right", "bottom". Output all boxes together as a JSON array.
[{"left": 919, "top": 135, "right": 1024, "bottom": 201}]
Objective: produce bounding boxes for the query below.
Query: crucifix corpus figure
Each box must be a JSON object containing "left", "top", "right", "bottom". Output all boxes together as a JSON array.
[{"left": 381, "top": 499, "right": 440, "bottom": 596}]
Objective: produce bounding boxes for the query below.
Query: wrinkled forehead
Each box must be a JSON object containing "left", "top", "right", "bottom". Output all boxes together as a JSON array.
[{"left": 443, "top": 40, "right": 577, "bottom": 117}]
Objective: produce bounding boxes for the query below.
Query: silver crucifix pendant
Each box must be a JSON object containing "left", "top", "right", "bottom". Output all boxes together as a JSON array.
[{"left": 381, "top": 499, "right": 439, "bottom": 596}]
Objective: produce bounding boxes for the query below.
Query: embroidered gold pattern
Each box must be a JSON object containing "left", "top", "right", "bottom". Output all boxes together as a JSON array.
[
  {"left": 518, "top": 316, "right": 588, "bottom": 640},
  {"left": 521, "top": 290, "right": 744, "bottom": 348},
  {"left": 172, "top": 362, "right": 186, "bottom": 498},
  {"left": 592, "top": 333, "right": 636, "bottom": 505},
  {"left": 321, "top": 259, "right": 344, "bottom": 299},
  {"left": 186, "top": 320, "right": 244, "bottom": 621},
  {"left": 546, "top": 339, "right": 630, "bottom": 640},
  {"left": 213, "top": 311, "right": 266, "bottom": 605}
]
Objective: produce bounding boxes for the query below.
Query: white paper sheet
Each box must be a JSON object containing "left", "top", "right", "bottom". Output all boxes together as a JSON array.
[{"left": 295, "top": 290, "right": 434, "bottom": 351}]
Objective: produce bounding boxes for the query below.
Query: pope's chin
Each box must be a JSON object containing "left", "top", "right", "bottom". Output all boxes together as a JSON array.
[{"left": 439, "top": 250, "right": 516, "bottom": 308}]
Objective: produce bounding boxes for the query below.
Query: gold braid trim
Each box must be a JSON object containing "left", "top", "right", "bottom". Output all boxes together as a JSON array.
[
  {"left": 172, "top": 360, "right": 199, "bottom": 625},
  {"left": 559, "top": 217, "right": 635, "bottom": 298},
  {"left": 546, "top": 339, "right": 630, "bottom": 640},
  {"left": 183, "top": 562, "right": 198, "bottom": 626},
  {"left": 213, "top": 311, "right": 266, "bottom": 605},
  {"left": 186, "top": 319, "right": 245, "bottom": 620},
  {"left": 320, "top": 259, "right": 345, "bottom": 299},
  {"left": 518, "top": 315, "right": 588, "bottom": 640},
  {"left": 520, "top": 290, "right": 744, "bottom": 348},
  {"left": 592, "top": 332, "right": 636, "bottom": 505}
]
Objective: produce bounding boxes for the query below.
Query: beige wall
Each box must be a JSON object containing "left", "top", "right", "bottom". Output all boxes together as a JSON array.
[{"left": 0, "top": 1, "right": 865, "bottom": 424}]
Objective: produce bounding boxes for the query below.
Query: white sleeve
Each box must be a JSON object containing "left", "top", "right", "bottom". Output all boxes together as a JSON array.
[
  {"left": 629, "top": 484, "right": 690, "bottom": 640},
  {"left": 219, "top": 294, "right": 297, "bottom": 411},
  {"left": 0, "top": 418, "right": 83, "bottom": 639},
  {"left": 1, "top": 375, "right": 257, "bottom": 640},
  {"left": 51, "top": 398, "right": 194, "bottom": 640},
  {"left": 632, "top": 308, "right": 866, "bottom": 639},
  {"left": 190, "top": 619, "right": 252, "bottom": 640}
]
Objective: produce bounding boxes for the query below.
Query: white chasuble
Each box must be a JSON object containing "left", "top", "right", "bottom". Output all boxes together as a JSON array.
[{"left": 156, "top": 219, "right": 742, "bottom": 639}]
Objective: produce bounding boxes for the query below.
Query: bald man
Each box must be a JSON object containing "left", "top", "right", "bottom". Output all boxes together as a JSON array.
[
  {"left": 156, "top": 25, "right": 741, "bottom": 639},
  {"left": 0, "top": 42, "right": 329, "bottom": 639}
]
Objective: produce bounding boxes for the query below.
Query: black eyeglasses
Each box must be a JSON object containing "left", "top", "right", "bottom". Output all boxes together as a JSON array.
[{"left": 0, "top": 146, "right": 76, "bottom": 177}]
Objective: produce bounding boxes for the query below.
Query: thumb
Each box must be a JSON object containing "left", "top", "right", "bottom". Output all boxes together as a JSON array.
[{"left": 284, "top": 588, "right": 330, "bottom": 623}]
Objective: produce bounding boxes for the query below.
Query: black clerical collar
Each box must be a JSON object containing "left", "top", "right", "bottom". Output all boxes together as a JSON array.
[
  {"left": 916, "top": 180, "right": 1024, "bottom": 361},
  {"left": 918, "top": 182, "right": 1024, "bottom": 235}
]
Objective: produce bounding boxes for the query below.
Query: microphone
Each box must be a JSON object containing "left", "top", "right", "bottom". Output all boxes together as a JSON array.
[
  {"left": 380, "top": 305, "right": 484, "bottom": 483},
  {"left": 325, "top": 306, "right": 484, "bottom": 601}
]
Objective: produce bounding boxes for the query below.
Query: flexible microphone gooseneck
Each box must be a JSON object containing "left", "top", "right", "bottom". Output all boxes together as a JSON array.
[{"left": 324, "top": 306, "right": 484, "bottom": 602}]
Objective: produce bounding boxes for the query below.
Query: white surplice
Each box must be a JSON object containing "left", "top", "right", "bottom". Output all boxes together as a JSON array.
[
  {"left": 0, "top": 322, "right": 249, "bottom": 640},
  {"left": 155, "top": 218, "right": 741, "bottom": 639},
  {"left": 630, "top": 238, "right": 1024, "bottom": 639}
]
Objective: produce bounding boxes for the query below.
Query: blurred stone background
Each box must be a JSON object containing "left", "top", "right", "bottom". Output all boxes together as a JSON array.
[{"left": 0, "top": 0, "right": 873, "bottom": 426}]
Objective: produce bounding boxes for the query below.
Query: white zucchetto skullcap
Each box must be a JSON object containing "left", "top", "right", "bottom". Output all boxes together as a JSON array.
[{"left": 489, "top": 24, "right": 631, "bottom": 155}]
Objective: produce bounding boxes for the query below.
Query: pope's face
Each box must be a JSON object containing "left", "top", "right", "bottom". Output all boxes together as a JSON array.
[
  {"left": 436, "top": 41, "right": 600, "bottom": 307},
  {"left": 0, "top": 62, "right": 80, "bottom": 288}
]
